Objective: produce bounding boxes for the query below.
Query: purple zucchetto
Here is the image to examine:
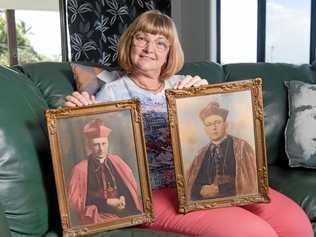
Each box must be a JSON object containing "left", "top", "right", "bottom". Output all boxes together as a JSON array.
[{"left": 199, "top": 102, "right": 229, "bottom": 121}]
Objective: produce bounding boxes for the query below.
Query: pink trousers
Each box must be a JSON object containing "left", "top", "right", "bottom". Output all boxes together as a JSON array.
[{"left": 144, "top": 187, "right": 313, "bottom": 237}]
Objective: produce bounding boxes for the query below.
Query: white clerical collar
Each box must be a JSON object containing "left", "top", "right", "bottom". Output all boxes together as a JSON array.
[{"left": 97, "top": 157, "right": 106, "bottom": 164}]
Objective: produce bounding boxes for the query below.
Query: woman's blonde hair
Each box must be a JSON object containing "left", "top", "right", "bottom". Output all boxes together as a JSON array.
[{"left": 118, "top": 10, "right": 184, "bottom": 80}]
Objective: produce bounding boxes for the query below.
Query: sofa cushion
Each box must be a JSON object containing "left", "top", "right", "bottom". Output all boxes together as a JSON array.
[
  {"left": 284, "top": 80, "right": 316, "bottom": 168},
  {"left": 0, "top": 66, "right": 51, "bottom": 236},
  {"left": 71, "top": 63, "right": 111, "bottom": 94},
  {"left": 13, "top": 62, "right": 75, "bottom": 108},
  {"left": 223, "top": 63, "right": 316, "bottom": 165},
  {"left": 269, "top": 165, "right": 316, "bottom": 233},
  {"left": 72, "top": 61, "right": 224, "bottom": 95}
]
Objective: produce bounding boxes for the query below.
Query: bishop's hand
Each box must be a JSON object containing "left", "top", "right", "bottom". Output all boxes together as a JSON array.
[{"left": 200, "top": 184, "right": 219, "bottom": 198}]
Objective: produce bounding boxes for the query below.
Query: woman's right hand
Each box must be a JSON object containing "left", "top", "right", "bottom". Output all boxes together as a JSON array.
[{"left": 64, "top": 91, "right": 97, "bottom": 107}]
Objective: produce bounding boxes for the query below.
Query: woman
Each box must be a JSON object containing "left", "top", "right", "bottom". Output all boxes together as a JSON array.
[
  {"left": 65, "top": 10, "right": 207, "bottom": 190},
  {"left": 65, "top": 10, "right": 312, "bottom": 237}
]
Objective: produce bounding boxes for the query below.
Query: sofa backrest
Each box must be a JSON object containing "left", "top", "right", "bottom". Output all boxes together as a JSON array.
[
  {"left": 223, "top": 63, "right": 316, "bottom": 165},
  {"left": 16, "top": 61, "right": 316, "bottom": 166},
  {"left": 14, "top": 62, "right": 75, "bottom": 108},
  {"left": 179, "top": 61, "right": 225, "bottom": 84}
]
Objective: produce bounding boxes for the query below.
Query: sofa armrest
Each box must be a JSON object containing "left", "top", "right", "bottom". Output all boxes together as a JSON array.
[
  {"left": 0, "top": 202, "right": 11, "bottom": 237},
  {"left": 269, "top": 165, "right": 316, "bottom": 234}
]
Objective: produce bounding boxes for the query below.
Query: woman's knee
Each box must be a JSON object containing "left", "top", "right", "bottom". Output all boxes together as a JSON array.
[
  {"left": 243, "top": 188, "right": 313, "bottom": 237},
  {"left": 145, "top": 188, "right": 278, "bottom": 237}
]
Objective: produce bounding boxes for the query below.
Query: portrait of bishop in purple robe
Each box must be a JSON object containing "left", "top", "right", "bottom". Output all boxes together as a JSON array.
[{"left": 187, "top": 101, "right": 258, "bottom": 201}]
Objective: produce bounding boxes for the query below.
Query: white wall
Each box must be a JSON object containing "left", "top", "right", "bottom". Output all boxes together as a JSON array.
[
  {"left": 171, "top": 0, "right": 217, "bottom": 63},
  {"left": 0, "top": 0, "right": 59, "bottom": 11}
]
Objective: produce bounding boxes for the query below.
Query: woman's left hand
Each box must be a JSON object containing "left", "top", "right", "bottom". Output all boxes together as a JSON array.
[{"left": 173, "top": 75, "right": 208, "bottom": 89}]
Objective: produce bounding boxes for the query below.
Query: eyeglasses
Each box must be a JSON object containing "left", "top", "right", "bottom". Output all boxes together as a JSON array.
[
  {"left": 204, "top": 120, "right": 224, "bottom": 127},
  {"left": 132, "top": 32, "right": 170, "bottom": 52}
]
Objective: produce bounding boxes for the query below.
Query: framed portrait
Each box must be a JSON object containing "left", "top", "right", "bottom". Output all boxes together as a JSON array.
[
  {"left": 45, "top": 99, "right": 153, "bottom": 236},
  {"left": 166, "top": 79, "right": 270, "bottom": 213}
]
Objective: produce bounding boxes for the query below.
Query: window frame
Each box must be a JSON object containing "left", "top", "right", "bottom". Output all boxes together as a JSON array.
[
  {"left": 257, "top": 0, "right": 266, "bottom": 62},
  {"left": 59, "top": 0, "right": 68, "bottom": 62},
  {"left": 5, "top": 10, "right": 18, "bottom": 65},
  {"left": 311, "top": 0, "right": 316, "bottom": 63}
]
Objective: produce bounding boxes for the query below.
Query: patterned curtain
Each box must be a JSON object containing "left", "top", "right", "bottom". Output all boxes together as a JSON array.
[{"left": 66, "top": 0, "right": 171, "bottom": 68}]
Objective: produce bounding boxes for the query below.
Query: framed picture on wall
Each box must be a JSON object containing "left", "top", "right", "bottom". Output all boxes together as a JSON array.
[
  {"left": 46, "top": 99, "right": 153, "bottom": 236},
  {"left": 166, "top": 79, "right": 270, "bottom": 213}
]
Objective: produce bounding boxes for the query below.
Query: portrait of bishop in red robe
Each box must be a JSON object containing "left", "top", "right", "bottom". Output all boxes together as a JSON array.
[{"left": 67, "top": 118, "right": 143, "bottom": 225}]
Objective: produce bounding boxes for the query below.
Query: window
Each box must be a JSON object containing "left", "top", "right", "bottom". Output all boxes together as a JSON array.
[
  {"left": 0, "top": 10, "right": 9, "bottom": 65},
  {"left": 15, "top": 10, "right": 62, "bottom": 63},
  {"left": 265, "top": 0, "right": 311, "bottom": 64},
  {"left": 220, "top": 0, "right": 258, "bottom": 64},
  {"left": 0, "top": 4, "right": 62, "bottom": 66},
  {"left": 218, "top": 0, "right": 315, "bottom": 64}
]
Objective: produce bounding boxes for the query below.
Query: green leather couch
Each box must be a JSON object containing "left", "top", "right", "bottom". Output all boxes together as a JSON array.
[{"left": 0, "top": 61, "right": 315, "bottom": 236}]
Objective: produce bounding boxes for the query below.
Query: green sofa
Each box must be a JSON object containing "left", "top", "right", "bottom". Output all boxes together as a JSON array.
[{"left": 0, "top": 61, "right": 315, "bottom": 236}]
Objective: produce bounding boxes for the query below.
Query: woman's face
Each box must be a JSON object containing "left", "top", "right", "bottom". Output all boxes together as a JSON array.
[{"left": 130, "top": 31, "right": 170, "bottom": 75}]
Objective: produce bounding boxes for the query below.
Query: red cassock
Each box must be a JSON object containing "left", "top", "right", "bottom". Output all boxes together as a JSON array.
[{"left": 67, "top": 154, "right": 143, "bottom": 225}]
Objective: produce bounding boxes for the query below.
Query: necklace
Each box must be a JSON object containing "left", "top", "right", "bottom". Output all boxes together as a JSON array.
[{"left": 131, "top": 77, "right": 164, "bottom": 93}]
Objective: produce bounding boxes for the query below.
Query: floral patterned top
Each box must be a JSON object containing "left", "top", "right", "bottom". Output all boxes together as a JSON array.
[{"left": 96, "top": 74, "right": 182, "bottom": 189}]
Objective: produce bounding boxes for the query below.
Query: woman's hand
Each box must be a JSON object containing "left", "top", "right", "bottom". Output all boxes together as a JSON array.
[
  {"left": 64, "top": 91, "right": 96, "bottom": 107},
  {"left": 173, "top": 75, "right": 208, "bottom": 89}
]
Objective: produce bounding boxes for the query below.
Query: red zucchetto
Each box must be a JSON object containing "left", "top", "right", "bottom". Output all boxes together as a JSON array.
[
  {"left": 199, "top": 101, "right": 229, "bottom": 121},
  {"left": 83, "top": 119, "right": 112, "bottom": 139}
]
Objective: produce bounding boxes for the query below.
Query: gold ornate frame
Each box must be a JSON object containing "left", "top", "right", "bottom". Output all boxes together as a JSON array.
[
  {"left": 166, "top": 79, "right": 269, "bottom": 213},
  {"left": 46, "top": 99, "right": 153, "bottom": 236}
]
